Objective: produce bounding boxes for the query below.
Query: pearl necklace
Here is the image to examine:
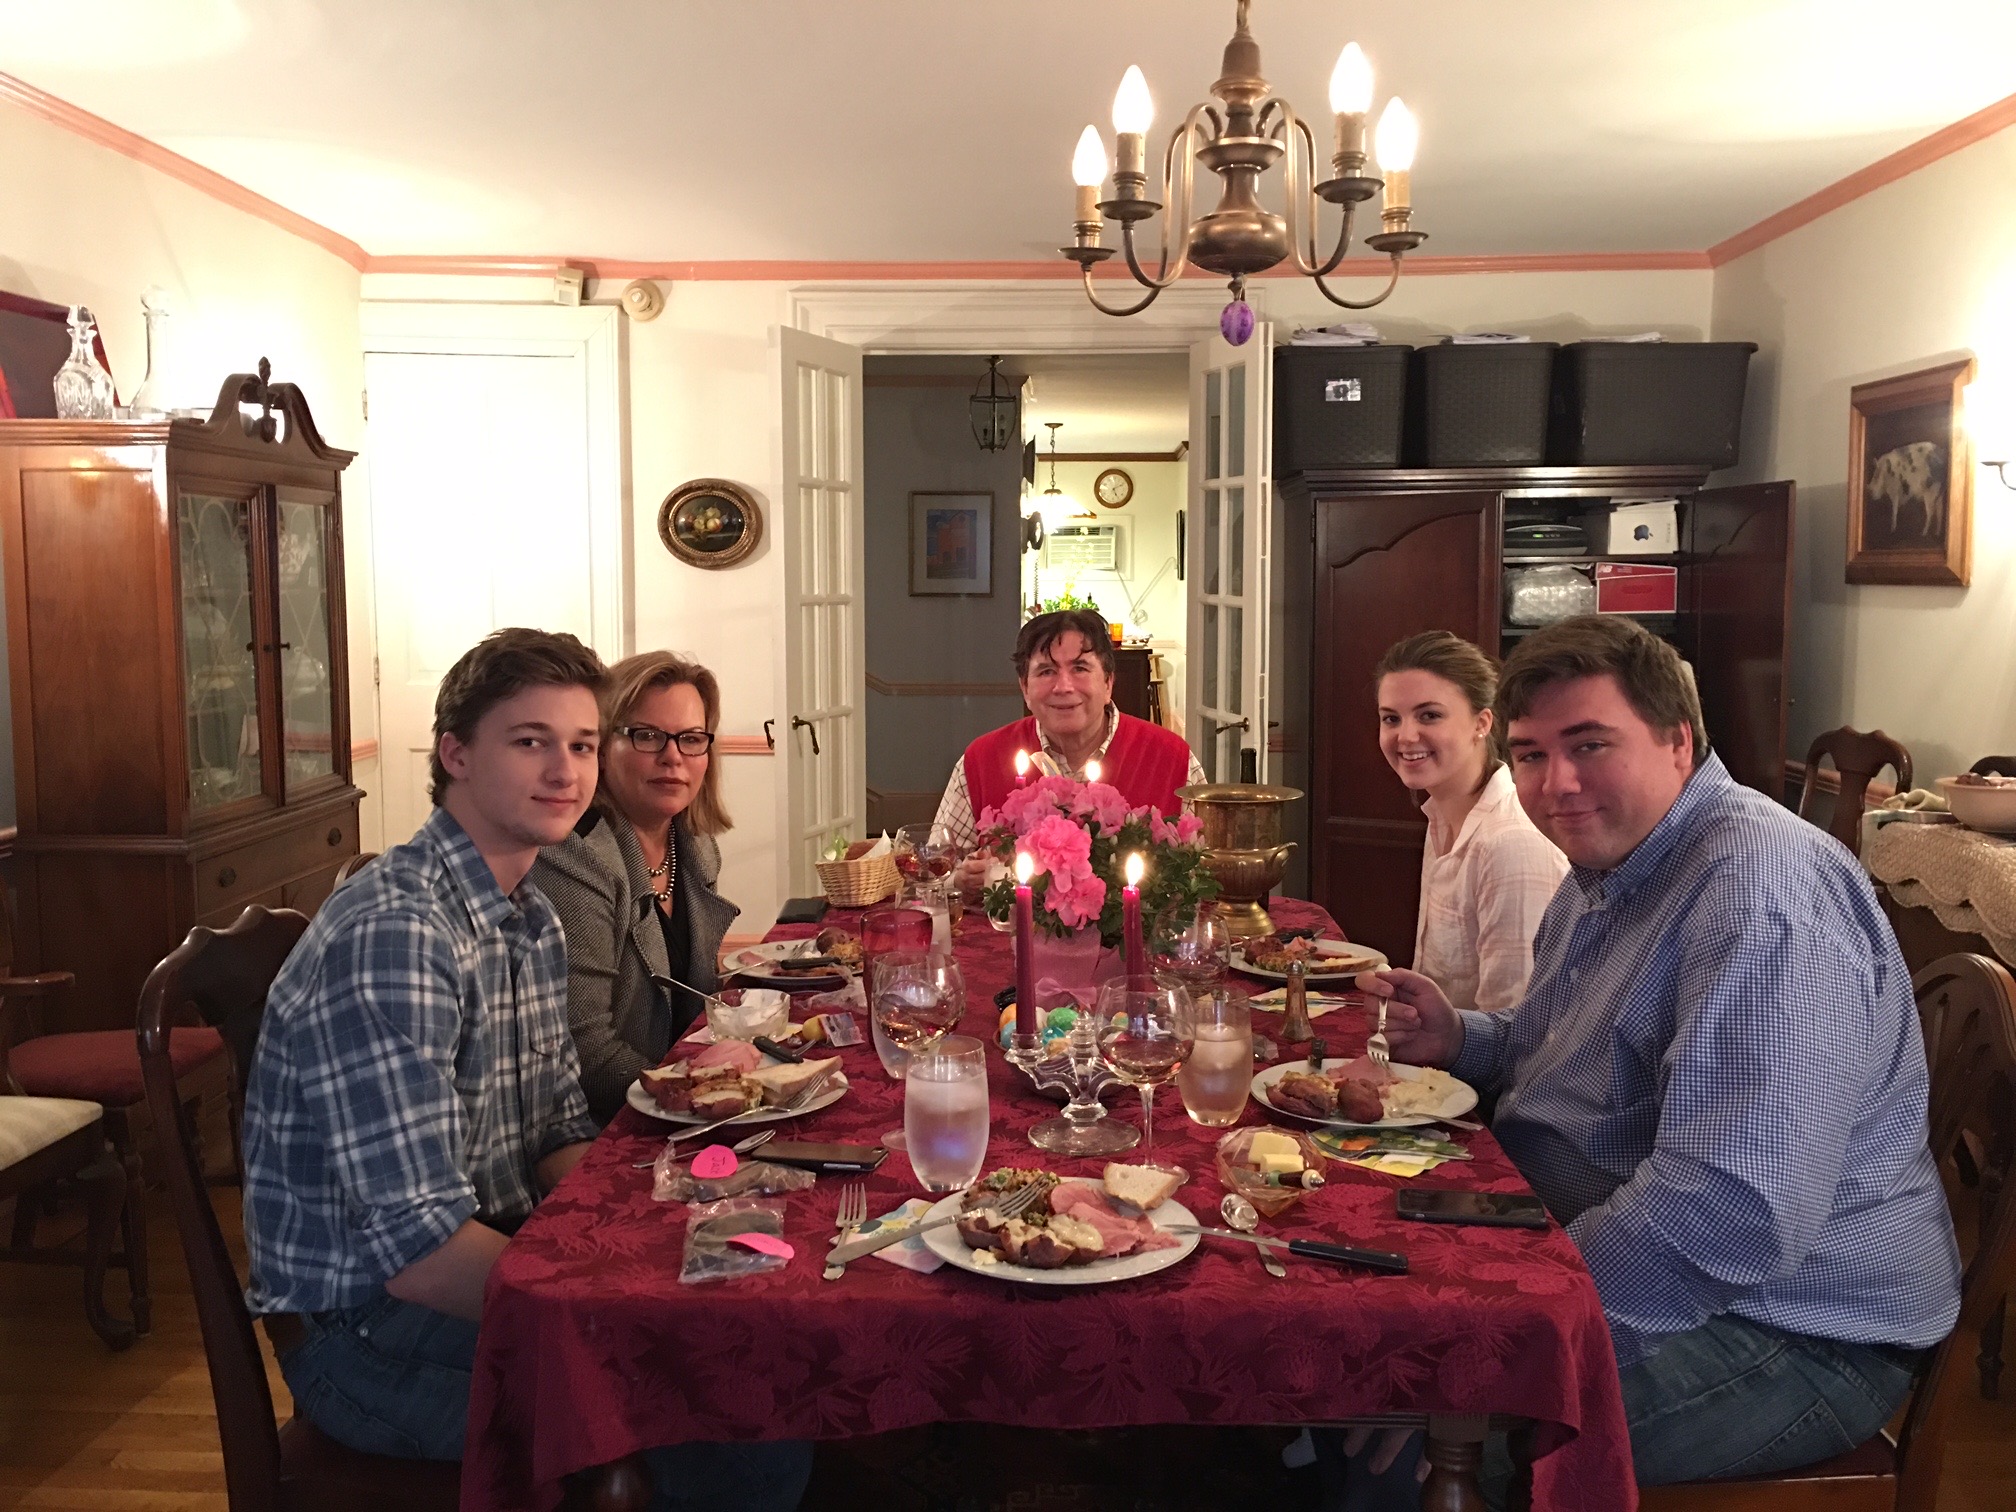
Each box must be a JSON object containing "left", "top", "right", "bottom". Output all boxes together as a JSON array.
[{"left": 645, "top": 822, "right": 677, "bottom": 910}]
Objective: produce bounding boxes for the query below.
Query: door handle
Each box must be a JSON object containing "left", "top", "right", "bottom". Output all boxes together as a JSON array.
[
  {"left": 1207, "top": 715, "right": 1251, "bottom": 734},
  {"left": 791, "top": 715, "right": 821, "bottom": 757},
  {"left": 762, "top": 719, "right": 776, "bottom": 751}
]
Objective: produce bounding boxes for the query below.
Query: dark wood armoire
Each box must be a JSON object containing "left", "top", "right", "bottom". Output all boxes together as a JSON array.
[
  {"left": 1277, "top": 466, "right": 1794, "bottom": 964},
  {"left": 0, "top": 364, "right": 361, "bottom": 1030}
]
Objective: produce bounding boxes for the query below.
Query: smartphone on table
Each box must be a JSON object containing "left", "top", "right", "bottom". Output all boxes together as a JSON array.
[
  {"left": 1395, "top": 1190, "right": 1549, "bottom": 1229},
  {"left": 762, "top": 1142, "right": 888, "bottom": 1174}
]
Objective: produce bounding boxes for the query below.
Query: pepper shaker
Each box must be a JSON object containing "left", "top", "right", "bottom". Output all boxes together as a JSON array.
[{"left": 1280, "top": 958, "right": 1314, "bottom": 1043}]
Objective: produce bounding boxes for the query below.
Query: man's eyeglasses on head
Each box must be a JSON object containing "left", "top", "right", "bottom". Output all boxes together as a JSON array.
[{"left": 619, "top": 726, "right": 715, "bottom": 757}]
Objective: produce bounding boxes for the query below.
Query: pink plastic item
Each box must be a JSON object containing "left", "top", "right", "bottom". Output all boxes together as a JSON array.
[
  {"left": 726, "top": 1232, "right": 795, "bottom": 1259},
  {"left": 689, "top": 1145, "right": 739, "bottom": 1180}
]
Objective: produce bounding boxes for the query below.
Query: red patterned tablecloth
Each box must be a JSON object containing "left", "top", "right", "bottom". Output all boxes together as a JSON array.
[{"left": 464, "top": 900, "right": 1635, "bottom": 1511}]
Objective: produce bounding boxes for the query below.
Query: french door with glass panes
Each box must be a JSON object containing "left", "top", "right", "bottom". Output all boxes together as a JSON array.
[{"left": 1186, "top": 325, "right": 1273, "bottom": 783}]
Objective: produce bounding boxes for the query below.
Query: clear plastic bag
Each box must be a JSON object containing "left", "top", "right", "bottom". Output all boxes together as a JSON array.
[
  {"left": 653, "top": 1146, "right": 817, "bottom": 1203},
  {"left": 679, "top": 1197, "right": 793, "bottom": 1284},
  {"left": 1504, "top": 565, "right": 1596, "bottom": 627}
]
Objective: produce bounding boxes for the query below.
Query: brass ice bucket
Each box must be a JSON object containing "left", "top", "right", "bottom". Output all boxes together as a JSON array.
[{"left": 1177, "top": 783, "right": 1304, "bottom": 942}]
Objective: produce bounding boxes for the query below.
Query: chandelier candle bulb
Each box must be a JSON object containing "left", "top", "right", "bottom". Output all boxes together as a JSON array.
[
  {"left": 1376, "top": 98, "right": 1418, "bottom": 218},
  {"left": 1071, "top": 124, "right": 1108, "bottom": 234},
  {"left": 1014, "top": 851, "right": 1038, "bottom": 1038},
  {"left": 1122, "top": 853, "right": 1147, "bottom": 980},
  {"left": 1328, "top": 42, "right": 1373, "bottom": 168}
]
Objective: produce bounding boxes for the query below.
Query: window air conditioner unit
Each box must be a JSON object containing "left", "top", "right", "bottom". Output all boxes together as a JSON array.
[{"left": 1044, "top": 522, "right": 1125, "bottom": 575}]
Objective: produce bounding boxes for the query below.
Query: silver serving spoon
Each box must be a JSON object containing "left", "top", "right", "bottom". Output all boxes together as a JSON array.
[
  {"left": 633, "top": 1127, "right": 775, "bottom": 1168},
  {"left": 1221, "top": 1191, "right": 1286, "bottom": 1279}
]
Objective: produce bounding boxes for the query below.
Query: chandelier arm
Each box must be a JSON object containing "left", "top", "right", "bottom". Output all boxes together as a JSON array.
[
  {"left": 1308, "top": 253, "right": 1405, "bottom": 311},
  {"left": 1286, "top": 111, "right": 1360, "bottom": 279},
  {"left": 1120, "top": 107, "right": 1210, "bottom": 290},
  {"left": 1080, "top": 263, "right": 1165, "bottom": 317}
]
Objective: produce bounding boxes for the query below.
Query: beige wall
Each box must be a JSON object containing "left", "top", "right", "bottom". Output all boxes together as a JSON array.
[
  {"left": 0, "top": 100, "right": 375, "bottom": 840},
  {"left": 1712, "top": 127, "right": 2016, "bottom": 780}
]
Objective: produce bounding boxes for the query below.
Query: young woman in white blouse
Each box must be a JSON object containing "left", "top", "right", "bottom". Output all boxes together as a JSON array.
[{"left": 1376, "top": 631, "right": 1567, "bottom": 1015}]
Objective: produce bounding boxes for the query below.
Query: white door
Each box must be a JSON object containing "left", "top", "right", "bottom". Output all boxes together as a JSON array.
[
  {"left": 364, "top": 347, "right": 602, "bottom": 845},
  {"left": 1186, "top": 324, "right": 1274, "bottom": 783},
  {"left": 778, "top": 328, "right": 865, "bottom": 894}
]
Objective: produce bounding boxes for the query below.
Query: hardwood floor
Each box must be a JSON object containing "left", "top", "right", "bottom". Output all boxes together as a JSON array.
[{"left": 3, "top": 1187, "right": 2013, "bottom": 1509}]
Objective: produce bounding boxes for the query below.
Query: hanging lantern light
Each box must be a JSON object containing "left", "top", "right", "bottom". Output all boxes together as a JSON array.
[{"left": 969, "top": 355, "right": 1018, "bottom": 452}]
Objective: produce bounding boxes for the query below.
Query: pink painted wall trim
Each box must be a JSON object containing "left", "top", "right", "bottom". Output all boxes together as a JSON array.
[
  {"left": 718, "top": 735, "right": 775, "bottom": 756},
  {"left": 1708, "top": 89, "right": 2016, "bottom": 266},
  {"left": 0, "top": 69, "right": 368, "bottom": 271}
]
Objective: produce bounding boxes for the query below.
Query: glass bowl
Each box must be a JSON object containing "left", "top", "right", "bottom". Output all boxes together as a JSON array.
[
  {"left": 1215, "top": 1126, "right": 1326, "bottom": 1219},
  {"left": 705, "top": 988, "right": 790, "bottom": 1042}
]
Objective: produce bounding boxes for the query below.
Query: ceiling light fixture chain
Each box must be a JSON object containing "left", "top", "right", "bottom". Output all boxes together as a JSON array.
[{"left": 1060, "top": 0, "right": 1425, "bottom": 338}]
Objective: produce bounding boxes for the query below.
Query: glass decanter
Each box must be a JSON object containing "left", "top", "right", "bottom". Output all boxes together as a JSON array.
[
  {"left": 129, "top": 288, "right": 171, "bottom": 419},
  {"left": 53, "top": 306, "right": 116, "bottom": 420}
]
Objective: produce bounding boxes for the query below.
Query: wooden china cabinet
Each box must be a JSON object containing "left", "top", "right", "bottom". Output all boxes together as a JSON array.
[
  {"left": 0, "top": 363, "right": 360, "bottom": 1031},
  {"left": 1276, "top": 466, "right": 1794, "bottom": 964}
]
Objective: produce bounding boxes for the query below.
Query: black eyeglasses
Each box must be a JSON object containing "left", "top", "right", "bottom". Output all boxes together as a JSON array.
[{"left": 618, "top": 725, "right": 715, "bottom": 757}]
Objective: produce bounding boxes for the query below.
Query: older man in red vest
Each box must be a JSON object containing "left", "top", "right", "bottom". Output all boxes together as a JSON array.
[{"left": 936, "top": 610, "right": 1203, "bottom": 885}]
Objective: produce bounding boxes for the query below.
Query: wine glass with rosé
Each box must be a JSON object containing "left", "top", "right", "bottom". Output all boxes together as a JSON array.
[
  {"left": 1092, "top": 979, "right": 1195, "bottom": 1155},
  {"left": 893, "top": 823, "right": 956, "bottom": 901},
  {"left": 871, "top": 951, "right": 967, "bottom": 1151}
]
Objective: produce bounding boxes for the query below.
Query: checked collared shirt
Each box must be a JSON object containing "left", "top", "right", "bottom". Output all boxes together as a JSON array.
[
  {"left": 243, "top": 807, "right": 597, "bottom": 1314},
  {"left": 1451, "top": 753, "right": 1962, "bottom": 1369}
]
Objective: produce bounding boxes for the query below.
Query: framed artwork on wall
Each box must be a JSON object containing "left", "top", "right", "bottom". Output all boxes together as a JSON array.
[
  {"left": 658, "top": 478, "right": 764, "bottom": 570},
  {"left": 909, "top": 491, "right": 993, "bottom": 596},
  {"left": 1846, "top": 357, "right": 1974, "bottom": 587}
]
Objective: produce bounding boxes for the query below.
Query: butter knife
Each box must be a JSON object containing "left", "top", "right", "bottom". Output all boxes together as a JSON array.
[{"left": 1165, "top": 1227, "right": 1409, "bottom": 1274}]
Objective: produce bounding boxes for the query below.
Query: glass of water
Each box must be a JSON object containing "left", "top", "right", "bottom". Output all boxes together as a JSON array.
[{"left": 904, "top": 1034, "right": 990, "bottom": 1192}]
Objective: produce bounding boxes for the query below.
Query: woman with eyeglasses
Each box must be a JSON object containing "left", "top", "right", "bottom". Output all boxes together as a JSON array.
[{"left": 531, "top": 650, "right": 741, "bottom": 1123}]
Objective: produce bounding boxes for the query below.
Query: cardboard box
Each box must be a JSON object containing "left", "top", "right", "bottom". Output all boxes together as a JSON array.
[
  {"left": 1582, "top": 499, "right": 1678, "bottom": 555},
  {"left": 1594, "top": 561, "right": 1678, "bottom": 615}
]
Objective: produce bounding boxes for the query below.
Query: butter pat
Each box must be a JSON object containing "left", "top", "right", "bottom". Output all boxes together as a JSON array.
[
  {"left": 1249, "top": 1130, "right": 1300, "bottom": 1163},
  {"left": 1256, "top": 1150, "right": 1304, "bottom": 1176}
]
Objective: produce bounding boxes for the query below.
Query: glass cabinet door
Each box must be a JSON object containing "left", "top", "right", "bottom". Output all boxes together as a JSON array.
[
  {"left": 178, "top": 491, "right": 266, "bottom": 812},
  {"left": 276, "top": 494, "right": 339, "bottom": 791}
]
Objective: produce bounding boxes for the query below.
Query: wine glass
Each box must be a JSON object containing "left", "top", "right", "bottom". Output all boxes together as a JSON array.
[
  {"left": 1147, "top": 900, "right": 1231, "bottom": 995},
  {"left": 893, "top": 823, "right": 956, "bottom": 901},
  {"left": 871, "top": 951, "right": 966, "bottom": 1151},
  {"left": 1092, "top": 980, "right": 1195, "bottom": 1155}
]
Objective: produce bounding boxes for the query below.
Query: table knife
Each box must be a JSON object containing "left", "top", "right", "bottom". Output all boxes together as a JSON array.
[{"left": 1166, "top": 1226, "right": 1409, "bottom": 1274}]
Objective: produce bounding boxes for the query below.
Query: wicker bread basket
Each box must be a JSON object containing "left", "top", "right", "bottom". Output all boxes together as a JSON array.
[{"left": 815, "top": 852, "right": 900, "bottom": 908}]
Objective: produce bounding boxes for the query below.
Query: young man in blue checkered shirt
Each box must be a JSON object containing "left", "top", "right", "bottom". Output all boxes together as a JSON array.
[
  {"left": 1350, "top": 615, "right": 1961, "bottom": 1497},
  {"left": 242, "top": 628, "right": 810, "bottom": 1509}
]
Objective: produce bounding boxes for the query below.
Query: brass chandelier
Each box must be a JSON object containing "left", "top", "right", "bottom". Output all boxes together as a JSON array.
[{"left": 1062, "top": 0, "right": 1425, "bottom": 339}]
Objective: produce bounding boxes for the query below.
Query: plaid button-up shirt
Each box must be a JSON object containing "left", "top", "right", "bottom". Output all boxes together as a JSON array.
[{"left": 243, "top": 808, "right": 597, "bottom": 1314}]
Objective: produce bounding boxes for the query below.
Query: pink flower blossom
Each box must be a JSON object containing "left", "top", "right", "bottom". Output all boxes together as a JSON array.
[
  {"left": 1175, "top": 814, "right": 1203, "bottom": 844},
  {"left": 1048, "top": 873, "right": 1109, "bottom": 928}
]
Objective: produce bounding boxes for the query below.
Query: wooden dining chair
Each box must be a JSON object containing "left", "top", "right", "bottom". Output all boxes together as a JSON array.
[
  {"left": 1968, "top": 755, "right": 2016, "bottom": 780},
  {"left": 139, "top": 905, "right": 651, "bottom": 1511},
  {"left": 1639, "top": 952, "right": 2016, "bottom": 1512},
  {"left": 1795, "top": 727, "right": 1914, "bottom": 858},
  {"left": 0, "top": 1081, "right": 134, "bottom": 1349},
  {"left": 331, "top": 851, "right": 379, "bottom": 888}
]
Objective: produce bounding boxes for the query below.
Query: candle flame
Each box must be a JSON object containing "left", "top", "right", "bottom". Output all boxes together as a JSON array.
[
  {"left": 1015, "top": 748, "right": 1030, "bottom": 776},
  {"left": 1015, "top": 851, "right": 1035, "bottom": 885},
  {"left": 1124, "top": 852, "right": 1145, "bottom": 887},
  {"left": 1084, "top": 759, "right": 1102, "bottom": 784}
]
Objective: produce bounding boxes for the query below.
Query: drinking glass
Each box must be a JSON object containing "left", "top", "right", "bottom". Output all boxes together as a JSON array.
[
  {"left": 871, "top": 951, "right": 966, "bottom": 1151},
  {"left": 1147, "top": 900, "right": 1231, "bottom": 995},
  {"left": 1174, "top": 987, "right": 1253, "bottom": 1128},
  {"left": 893, "top": 823, "right": 956, "bottom": 901},
  {"left": 904, "top": 1035, "right": 990, "bottom": 1192},
  {"left": 861, "top": 905, "right": 933, "bottom": 976},
  {"left": 1093, "top": 980, "right": 1194, "bottom": 1155}
]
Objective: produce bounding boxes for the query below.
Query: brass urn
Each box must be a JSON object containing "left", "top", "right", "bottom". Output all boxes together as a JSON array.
[{"left": 1176, "top": 783, "right": 1304, "bottom": 941}]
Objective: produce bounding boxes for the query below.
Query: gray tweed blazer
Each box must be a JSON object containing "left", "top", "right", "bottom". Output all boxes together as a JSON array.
[{"left": 530, "top": 812, "right": 740, "bottom": 1124}]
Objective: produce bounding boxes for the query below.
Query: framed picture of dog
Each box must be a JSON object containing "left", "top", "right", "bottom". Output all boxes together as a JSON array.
[{"left": 1846, "top": 357, "right": 1974, "bottom": 586}]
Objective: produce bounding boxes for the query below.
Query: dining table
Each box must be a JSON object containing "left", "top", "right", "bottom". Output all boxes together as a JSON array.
[{"left": 462, "top": 898, "right": 1636, "bottom": 1512}]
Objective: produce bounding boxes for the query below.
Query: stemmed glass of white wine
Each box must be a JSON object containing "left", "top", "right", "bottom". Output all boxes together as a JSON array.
[{"left": 1091, "top": 979, "right": 1194, "bottom": 1155}]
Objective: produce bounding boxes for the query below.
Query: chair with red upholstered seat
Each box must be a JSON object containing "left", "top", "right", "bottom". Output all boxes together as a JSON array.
[
  {"left": 1795, "top": 727, "right": 1913, "bottom": 859},
  {"left": 1640, "top": 952, "right": 2016, "bottom": 1512},
  {"left": 0, "top": 1082, "right": 135, "bottom": 1349},
  {"left": 140, "top": 905, "right": 652, "bottom": 1511}
]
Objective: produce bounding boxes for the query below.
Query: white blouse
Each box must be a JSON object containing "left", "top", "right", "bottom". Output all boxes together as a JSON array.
[{"left": 1413, "top": 764, "right": 1569, "bottom": 1015}]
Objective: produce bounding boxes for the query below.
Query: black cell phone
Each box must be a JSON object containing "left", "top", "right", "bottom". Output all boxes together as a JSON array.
[
  {"left": 775, "top": 896, "right": 829, "bottom": 926},
  {"left": 762, "top": 1141, "right": 888, "bottom": 1173},
  {"left": 1395, "top": 1190, "right": 1549, "bottom": 1229}
]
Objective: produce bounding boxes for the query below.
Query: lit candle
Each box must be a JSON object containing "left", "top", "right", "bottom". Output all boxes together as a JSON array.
[
  {"left": 1014, "top": 851, "right": 1038, "bottom": 1038},
  {"left": 1015, "top": 748, "right": 1032, "bottom": 785},
  {"left": 1084, "top": 758, "right": 1103, "bottom": 785},
  {"left": 1111, "top": 65, "right": 1153, "bottom": 187},
  {"left": 1122, "top": 852, "right": 1146, "bottom": 980},
  {"left": 1071, "top": 124, "right": 1107, "bottom": 235},
  {"left": 1328, "top": 42, "right": 1372, "bottom": 168},
  {"left": 1376, "top": 97, "right": 1418, "bottom": 217}
]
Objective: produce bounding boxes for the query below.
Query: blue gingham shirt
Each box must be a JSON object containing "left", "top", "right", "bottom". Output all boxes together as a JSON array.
[
  {"left": 1452, "top": 754, "right": 1962, "bottom": 1369},
  {"left": 243, "top": 808, "right": 597, "bottom": 1313}
]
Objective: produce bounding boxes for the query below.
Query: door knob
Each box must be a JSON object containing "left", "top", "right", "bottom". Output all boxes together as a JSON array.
[
  {"left": 762, "top": 719, "right": 776, "bottom": 751},
  {"left": 790, "top": 716, "right": 821, "bottom": 757}
]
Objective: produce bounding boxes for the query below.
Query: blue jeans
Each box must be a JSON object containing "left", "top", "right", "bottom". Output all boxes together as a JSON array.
[
  {"left": 277, "top": 1294, "right": 813, "bottom": 1511},
  {"left": 1314, "top": 1311, "right": 1921, "bottom": 1507}
]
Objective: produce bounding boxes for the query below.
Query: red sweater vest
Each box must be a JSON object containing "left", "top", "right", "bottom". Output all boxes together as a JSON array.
[{"left": 964, "top": 714, "right": 1192, "bottom": 826}]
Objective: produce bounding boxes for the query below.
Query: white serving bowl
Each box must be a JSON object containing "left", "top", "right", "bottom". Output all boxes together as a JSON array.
[{"left": 1935, "top": 776, "right": 2016, "bottom": 836}]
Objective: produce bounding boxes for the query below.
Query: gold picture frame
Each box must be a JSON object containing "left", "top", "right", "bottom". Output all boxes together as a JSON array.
[
  {"left": 657, "top": 478, "right": 764, "bottom": 570},
  {"left": 1846, "top": 357, "right": 1974, "bottom": 587}
]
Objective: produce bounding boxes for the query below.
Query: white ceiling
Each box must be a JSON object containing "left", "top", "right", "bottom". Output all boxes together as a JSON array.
[
  {"left": 869, "top": 353, "right": 1190, "bottom": 453},
  {"left": 5, "top": 1, "right": 2015, "bottom": 261}
]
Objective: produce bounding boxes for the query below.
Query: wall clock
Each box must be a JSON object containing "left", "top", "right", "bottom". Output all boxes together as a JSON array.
[
  {"left": 658, "top": 478, "right": 764, "bottom": 569},
  {"left": 1094, "top": 467, "right": 1134, "bottom": 508}
]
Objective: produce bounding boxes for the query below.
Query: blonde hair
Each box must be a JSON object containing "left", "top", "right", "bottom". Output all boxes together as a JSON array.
[{"left": 599, "top": 650, "right": 733, "bottom": 836}]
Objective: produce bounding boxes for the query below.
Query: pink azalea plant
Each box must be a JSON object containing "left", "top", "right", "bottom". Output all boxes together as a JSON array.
[{"left": 976, "top": 775, "right": 1216, "bottom": 942}]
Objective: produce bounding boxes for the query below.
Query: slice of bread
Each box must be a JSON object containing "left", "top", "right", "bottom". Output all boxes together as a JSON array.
[
  {"left": 747, "top": 1058, "right": 834, "bottom": 1106},
  {"left": 1103, "top": 1163, "right": 1182, "bottom": 1212}
]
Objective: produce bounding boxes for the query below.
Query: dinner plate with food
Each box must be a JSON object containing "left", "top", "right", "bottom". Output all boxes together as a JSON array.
[
  {"left": 1231, "top": 933, "right": 1389, "bottom": 983},
  {"left": 725, "top": 927, "right": 863, "bottom": 988},
  {"left": 922, "top": 1165, "right": 1200, "bottom": 1286},
  {"left": 627, "top": 1038, "right": 848, "bottom": 1125},
  {"left": 1250, "top": 1056, "right": 1475, "bottom": 1130}
]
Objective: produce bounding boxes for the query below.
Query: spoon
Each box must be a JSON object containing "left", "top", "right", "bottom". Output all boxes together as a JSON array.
[
  {"left": 633, "top": 1128, "right": 776, "bottom": 1169},
  {"left": 1221, "top": 1191, "right": 1286, "bottom": 1279}
]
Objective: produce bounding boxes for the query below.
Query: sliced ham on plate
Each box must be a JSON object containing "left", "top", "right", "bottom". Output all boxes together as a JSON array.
[{"left": 1049, "top": 1184, "right": 1178, "bottom": 1255}]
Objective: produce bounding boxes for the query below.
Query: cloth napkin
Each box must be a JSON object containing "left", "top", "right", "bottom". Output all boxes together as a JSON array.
[
  {"left": 1881, "top": 788, "right": 1950, "bottom": 812},
  {"left": 858, "top": 1197, "right": 946, "bottom": 1272}
]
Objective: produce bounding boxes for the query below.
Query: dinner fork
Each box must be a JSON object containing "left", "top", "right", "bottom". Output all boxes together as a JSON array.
[
  {"left": 1366, "top": 995, "right": 1391, "bottom": 1071},
  {"left": 825, "top": 1178, "right": 1048, "bottom": 1270},
  {"left": 823, "top": 1183, "right": 869, "bottom": 1282}
]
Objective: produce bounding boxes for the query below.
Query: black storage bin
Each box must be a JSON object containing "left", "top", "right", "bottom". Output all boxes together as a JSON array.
[
  {"left": 1273, "top": 344, "right": 1409, "bottom": 472},
  {"left": 1549, "top": 341, "right": 1756, "bottom": 467},
  {"left": 1407, "top": 342, "right": 1559, "bottom": 465}
]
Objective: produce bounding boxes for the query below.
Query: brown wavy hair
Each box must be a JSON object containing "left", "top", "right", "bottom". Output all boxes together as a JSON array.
[
  {"left": 1374, "top": 630, "right": 1503, "bottom": 790},
  {"left": 1495, "top": 615, "right": 1706, "bottom": 768},
  {"left": 430, "top": 628, "right": 608, "bottom": 806},
  {"left": 598, "top": 650, "right": 733, "bottom": 836}
]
